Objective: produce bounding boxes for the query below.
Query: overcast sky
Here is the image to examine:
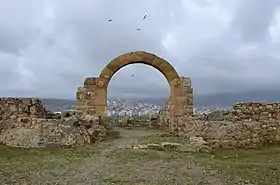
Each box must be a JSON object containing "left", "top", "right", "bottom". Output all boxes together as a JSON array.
[{"left": 1, "top": 0, "right": 280, "bottom": 99}]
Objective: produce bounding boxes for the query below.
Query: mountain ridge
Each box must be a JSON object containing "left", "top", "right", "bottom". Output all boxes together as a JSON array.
[{"left": 39, "top": 90, "right": 280, "bottom": 107}]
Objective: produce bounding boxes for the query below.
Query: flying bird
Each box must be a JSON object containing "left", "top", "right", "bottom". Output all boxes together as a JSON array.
[
  {"left": 130, "top": 74, "right": 134, "bottom": 77},
  {"left": 108, "top": 19, "right": 112, "bottom": 22},
  {"left": 143, "top": 14, "right": 147, "bottom": 19},
  {"left": 136, "top": 28, "right": 141, "bottom": 31}
]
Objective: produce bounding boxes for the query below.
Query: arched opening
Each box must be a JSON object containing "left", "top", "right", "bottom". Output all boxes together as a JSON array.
[
  {"left": 107, "top": 63, "right": 170, "bottom": 118},
  {"left": 97, "top": 51, "right": 181, "bottom": 116}
]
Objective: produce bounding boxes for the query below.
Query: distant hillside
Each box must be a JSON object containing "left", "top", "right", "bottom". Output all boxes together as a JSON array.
[
  {"left": 195, "top": 90, "right": 280, "bottom": 107},
  {"left": 125, "top": 90, "right": 280, "bottom": 107},
  {"left": 41, "top": 98, "right": 76, "bottom": 106},
  {"left": 40, "top": 90, "right": 280, "bottom": 108}
]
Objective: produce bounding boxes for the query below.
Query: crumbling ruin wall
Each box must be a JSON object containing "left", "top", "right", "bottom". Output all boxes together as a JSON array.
[
  {"left": 173, "top": 102, "right": 280, "bottom": 149},
  {"left": 199, "top": 110, "right": 233, "bottom": 121},
  {"left": 158, "top": 97, "right": 172, "bottom": 128},
  {"left": 202, "top": 102, "right": 280, "bottom": 121},
  {"left": 231, "top": 102, "right": 280, "bottom": 121},
  {"left": 0, "top": 115, "right": 108, "bottom": 148},
  {"left": 0, "top": 97, "right": 109, "bottom": 148},
  {"left": 176, "top": 77, "right": 194, "bottom": 115},
  {"left": 176, "top": 115, "right": 280, "bottom": 149},
  {"left": 0, "top": 98, "right": 47, "bottom": 122},
  {"left": 76, "top": 77, "right": 99, "bottom": 118}
]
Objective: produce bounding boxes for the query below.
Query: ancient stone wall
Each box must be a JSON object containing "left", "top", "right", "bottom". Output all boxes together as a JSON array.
[
  {"left": 175, "top": 115, "right": 280, "bottom": 149},
  {"left": 76, "top": 77, "right": 99, "bottom": 118},
  {"left": 0, "top": 98, "right": 47, "bottom": 122},
  {"left": 158, "top": 97, "right": 172, "bottom": 128},
  {"left": 170, "top": 102, "right": 280, "bottom": 149},
  {"left": 0, "top": 98, "right": 109, "bottom": 148},
  {"left": 172, "top": 77, "right": 194, "bottom": 116},
  {"left": 202, "top": 102, "right": 280, "bottom": 122},
  {"left": 0, "top": 115, "right": 107, "bottom": 148},
  {"left": 199, "top": 110, "right": 233, "bottom": 121},
  {"left": 232, "top": 102, "right": 280, "bottom": 121}
]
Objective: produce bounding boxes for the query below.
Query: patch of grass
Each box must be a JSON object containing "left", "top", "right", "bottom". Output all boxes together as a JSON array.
[
  {"left": 98, "top": 149, "right": 192, "bottom": 185},
  {"left": 106, "top": 128, "right": 121, "bottom": 139},
  {"left": 0, "top": 144, "right": 100, "bottom": 167},
  {"left": 110, "top": 148, "right": 180, "bottom": 163},
  {"left": 0, "top": 144, "right": 103, "bottom": 184},
  {"left": 3, "top": 128, "right": 280, "bottom": 184},
  {"left": 194, "top": 144, "right": 280, "bottom": 185},
  {"left": 137, "top": 134, "right": 185, "bottom": 144}
]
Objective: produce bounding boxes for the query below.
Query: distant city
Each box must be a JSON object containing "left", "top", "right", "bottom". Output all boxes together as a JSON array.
[
  {"left": 41, "top": 89, "right": 280, "bottom": 115},
  {"left": 43, "top": 98, "right": 231, "bottom": 116},
  {"left": 107, "top": 99, "right": 163, "bottom": 116},
  {"left": 107, "top": 99, "right": 231, "bottom": 116}
]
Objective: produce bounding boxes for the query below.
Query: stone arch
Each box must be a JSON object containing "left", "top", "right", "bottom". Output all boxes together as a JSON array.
[
  {"left": 99, "top": 51, "right": 180, "bottom": 89},
  {"left": 76, "top": 51, "right": 194, "bottom": 128}
]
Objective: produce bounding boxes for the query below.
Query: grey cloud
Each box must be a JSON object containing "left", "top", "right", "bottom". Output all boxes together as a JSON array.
[
  {"left": 0, "top": 0, "right": 47, "bottom": 53},
  {"left": 231, "top": 0, "right": 280, "bottom": 43},
  {"left": 0, "top": 53, "right": 20, "bottom": 85},
  {"left": 0, "top": 0, "right": 280, "bottom": 99},
  {"left": 0, "top": 27, "right": 39, "bottom": 54}
]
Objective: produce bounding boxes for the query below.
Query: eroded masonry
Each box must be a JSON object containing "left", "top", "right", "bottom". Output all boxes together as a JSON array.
[
  {"left": 1, "top": 51, "right": 280, "bottom": 149},
  {"left": 76, "top": 51, "right": 194, "bottom": 125}
]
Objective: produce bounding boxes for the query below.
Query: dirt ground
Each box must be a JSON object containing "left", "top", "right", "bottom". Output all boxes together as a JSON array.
[{"left": 0, "top": 127, "right": 279, "bottom": 185}]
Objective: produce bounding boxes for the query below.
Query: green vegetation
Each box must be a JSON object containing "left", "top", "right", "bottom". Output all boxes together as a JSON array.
[
  {"left": 194, "top": 145, "right": 280, "bottom": 185},
  {"left": 0, "top": 129, "right": 280, "bottom": 184},
  {"left": 0, "top": 145, "right": 97, "bottom": 164},
  {"left": 137, "top": 134, "right": 185, "bottom": 144}
]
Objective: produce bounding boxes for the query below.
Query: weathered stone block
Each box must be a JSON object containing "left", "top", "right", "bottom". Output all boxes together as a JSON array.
[
  {"left": 84, "top": 77, "right": 97, "bottom": 87},
  {"left": 99, "top": 67, "right": 115, "bottom": 80},
  {"left": 0, "top": 98, "right": 47, "bottom": 122}
]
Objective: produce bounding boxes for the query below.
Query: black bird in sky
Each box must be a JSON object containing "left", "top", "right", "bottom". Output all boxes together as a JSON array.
[
  {"left": 108, "top": 19, "right": 112, "bottom": 22},
  {"left": 143, "top": 14, "right": 147, "bottom": 19},
  {"left": 136, "top": 28, "right": 141, "bottom": 31},
  {"left": 130, "top": 74, "right": 134, "bottom": 77}
]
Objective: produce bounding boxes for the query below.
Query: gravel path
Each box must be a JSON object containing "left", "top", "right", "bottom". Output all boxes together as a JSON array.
[{"left": 0, "top": 128, "right": 228, "bottom": 185}]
